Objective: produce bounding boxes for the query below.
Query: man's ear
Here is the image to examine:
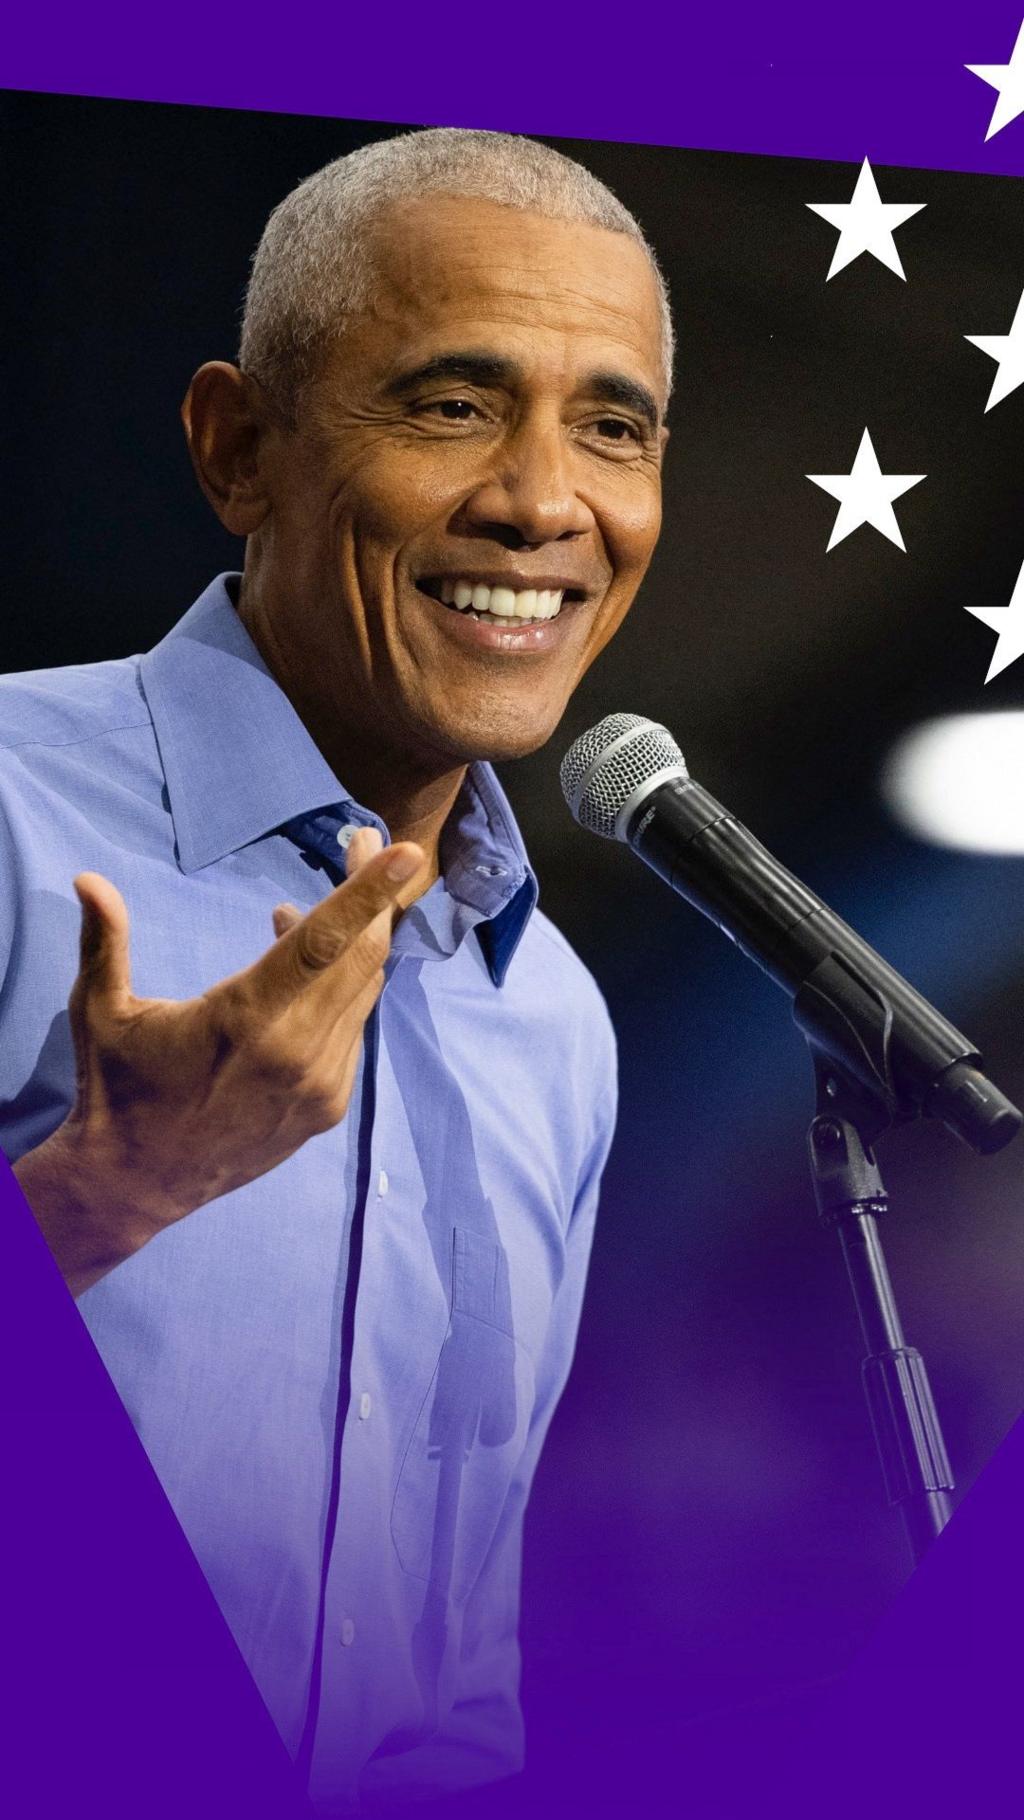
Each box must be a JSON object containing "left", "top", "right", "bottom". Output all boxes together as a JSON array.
[{"left": 181, "top": 362, "right": 278, "bottom": 536}]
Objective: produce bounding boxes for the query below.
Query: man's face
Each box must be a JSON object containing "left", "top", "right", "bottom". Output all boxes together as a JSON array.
[{"left": 255, "top": 193, "right": 667, "bottom": 767}]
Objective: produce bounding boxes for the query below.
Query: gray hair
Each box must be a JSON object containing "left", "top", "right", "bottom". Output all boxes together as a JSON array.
[{"left": 238, "top": 127, "right": 674, "bottom": 420}]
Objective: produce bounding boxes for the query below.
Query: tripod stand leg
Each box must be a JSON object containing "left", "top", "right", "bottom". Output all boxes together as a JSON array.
[
  {"left": 808, "top": 1112, "right": 954, "bottom": 1566},
  {"left": 837, "top": 1213, "right": 953, "bottom": 1565}
]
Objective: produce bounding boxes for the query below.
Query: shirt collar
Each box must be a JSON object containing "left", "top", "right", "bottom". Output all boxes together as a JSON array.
[{"left": 139, "top": 574, "right": 539, "bottom": 984}]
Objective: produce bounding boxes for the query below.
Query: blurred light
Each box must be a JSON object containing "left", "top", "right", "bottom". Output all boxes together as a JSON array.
[{"left": 882, "top": 713, "right": 1024, "bottom": 854}]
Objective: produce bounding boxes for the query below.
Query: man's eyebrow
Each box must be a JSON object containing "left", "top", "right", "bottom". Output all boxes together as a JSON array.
[
  {"left": 584, "top": 371, "right": 661, "bottom": 433},
  {"left": 383, "top": 352, "right": 522, "bottom": 395},
  {"left": 382, "top": 352, "right": 662, "bottom": 431}
]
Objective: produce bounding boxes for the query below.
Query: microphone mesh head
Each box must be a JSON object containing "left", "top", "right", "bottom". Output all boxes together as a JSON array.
[{"left": 560, "top": 713, "right": 687, "bottom": 841}]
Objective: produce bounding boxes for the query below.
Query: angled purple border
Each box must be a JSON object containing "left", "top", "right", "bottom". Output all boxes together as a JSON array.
[
  {"left": 3, "top": 4, "right": 1024, "bottom": 177},
  {"left": 1, "top": 4, "right": 1021, "bottom": 1816},
  {"left": 0, "top": 1156, "right": 311, "bottom": 1818}
]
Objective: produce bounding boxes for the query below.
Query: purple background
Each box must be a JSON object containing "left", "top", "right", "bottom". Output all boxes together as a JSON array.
[
  {"left": 2, "top": 4, "right": 1023, "bottom": 1814},
  {"left": 1, "top": 4, "right": 1023, "bottom": 180}
]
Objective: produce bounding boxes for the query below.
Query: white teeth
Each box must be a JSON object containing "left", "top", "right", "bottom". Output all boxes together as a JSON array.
[{"left": 427, "top": 579, "right": 566, "bottom": 622}]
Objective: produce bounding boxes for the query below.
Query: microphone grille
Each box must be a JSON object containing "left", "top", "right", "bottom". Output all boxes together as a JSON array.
[{"left": 560, "top": 713, "right": 687, "bottom": 841}]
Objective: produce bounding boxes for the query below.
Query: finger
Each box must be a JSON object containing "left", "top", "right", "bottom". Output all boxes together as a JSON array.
[
  {"left": 72, "top": 872, "right": 133, "bottom": 1005},
  {"left": 297, "top": 951, "right": 388, "bottom": 1077},
  {"left": 272, "top": 903, "right": 303, "bottom": 940},
  {"left": 253, "top": 842, "right": 423, "bottom": 1010},
  {"left": 345, "top": 826, "right": 384, "bottom": 879}
]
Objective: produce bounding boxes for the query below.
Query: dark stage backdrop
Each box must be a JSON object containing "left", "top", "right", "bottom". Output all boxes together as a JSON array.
[{"left": 3, "top": 90, "right": 1022, "bottom": 1790}]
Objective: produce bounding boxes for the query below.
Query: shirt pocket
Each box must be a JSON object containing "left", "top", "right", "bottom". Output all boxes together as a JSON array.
[{"left": 390, "top": 1225, "right": 535, "bottom": 1607}]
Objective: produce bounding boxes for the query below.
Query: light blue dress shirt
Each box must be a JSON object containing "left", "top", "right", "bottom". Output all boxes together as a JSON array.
[{"left": 0, "top": 576, "right": 617, "bottom": 1813}]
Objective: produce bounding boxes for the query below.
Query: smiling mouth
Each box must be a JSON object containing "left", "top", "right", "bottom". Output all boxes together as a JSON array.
[{"left": 416, "top": 577, "right": 585, "bottom": 624}]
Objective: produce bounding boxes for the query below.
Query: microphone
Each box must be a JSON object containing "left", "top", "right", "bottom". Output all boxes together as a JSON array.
[{"left": 561, "top": 714, "right": 1022, "bottom": 1155}]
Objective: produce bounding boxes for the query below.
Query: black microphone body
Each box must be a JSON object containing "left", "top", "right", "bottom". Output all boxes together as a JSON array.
[{"left": 567, "top": 723, "right": 1021, "bottom": 1155}]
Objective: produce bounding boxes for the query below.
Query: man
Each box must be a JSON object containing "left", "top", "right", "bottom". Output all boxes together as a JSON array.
[{"left": 0, "top": 128, "right": 671, "bottom": 1811}]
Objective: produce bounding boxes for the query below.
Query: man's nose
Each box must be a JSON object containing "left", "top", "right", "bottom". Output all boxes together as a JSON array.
[{"left": 461, "top": 418, "right": 595, "bottom": 546}]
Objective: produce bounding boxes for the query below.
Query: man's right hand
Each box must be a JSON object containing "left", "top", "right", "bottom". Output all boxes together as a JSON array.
[{"left": 12, "top": 827, "right": 423, "bottom": 1295}]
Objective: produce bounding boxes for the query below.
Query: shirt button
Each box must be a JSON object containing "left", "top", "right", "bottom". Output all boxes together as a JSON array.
[
  {"left": 340, "top": 1617, "right": 356, "bottom": 1647},
  {"left": 376, "top": 1169, "right": 389, "bottom": 1197},
  {"left": 358, "top": 1392, "right": 372, "bottom": 1421},
  {"left": 336, "top": 823, "right": 360, "bottom": 849},
  {"left": 474, "top": 863, "right": 507, "bottom": 878}
]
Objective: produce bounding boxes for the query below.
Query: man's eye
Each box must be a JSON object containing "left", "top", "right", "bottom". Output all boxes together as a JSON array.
[
  {"left": 425, "top": 397, "right": 481, "bottom": 421},
  {"left": 593, "top": 417, "right": 641, "bottom": 443}
]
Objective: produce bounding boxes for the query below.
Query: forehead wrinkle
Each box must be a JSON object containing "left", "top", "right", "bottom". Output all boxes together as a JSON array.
[
  {"left": 370, "top": 214, "right": 660, "bottom": 321},
  {"left": 341, "top": 204, "right": 668, "bottom": 405}
]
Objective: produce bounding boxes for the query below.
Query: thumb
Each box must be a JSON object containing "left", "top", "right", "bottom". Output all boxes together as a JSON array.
[
  {"left": 272, "top": 902, "right": 303, "bottom": 940},
  {"left": 72, "top": 872, "right": 133, "bottom": 1004}
]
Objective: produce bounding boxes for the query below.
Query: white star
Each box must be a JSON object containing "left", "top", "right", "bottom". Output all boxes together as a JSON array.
[
  {"left": 966, "top": 17, "right": 1024, "bottom": 141},
  {"left": 965, "top": 561, "right": 1024, "bottom": 682},
  {"left": 964, "top": 286, "right": 1024, "bottom": 410},
  {"left": 806, "top": 429, "right": 926, "bottom": 552},
  {"left": 806, "top": 158, "right": 925, "bottom": 281}
]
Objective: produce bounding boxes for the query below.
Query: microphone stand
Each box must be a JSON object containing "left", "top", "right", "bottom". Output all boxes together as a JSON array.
[{"left": 804, "top": 1049, "right": 953, "bottom": 1566}]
